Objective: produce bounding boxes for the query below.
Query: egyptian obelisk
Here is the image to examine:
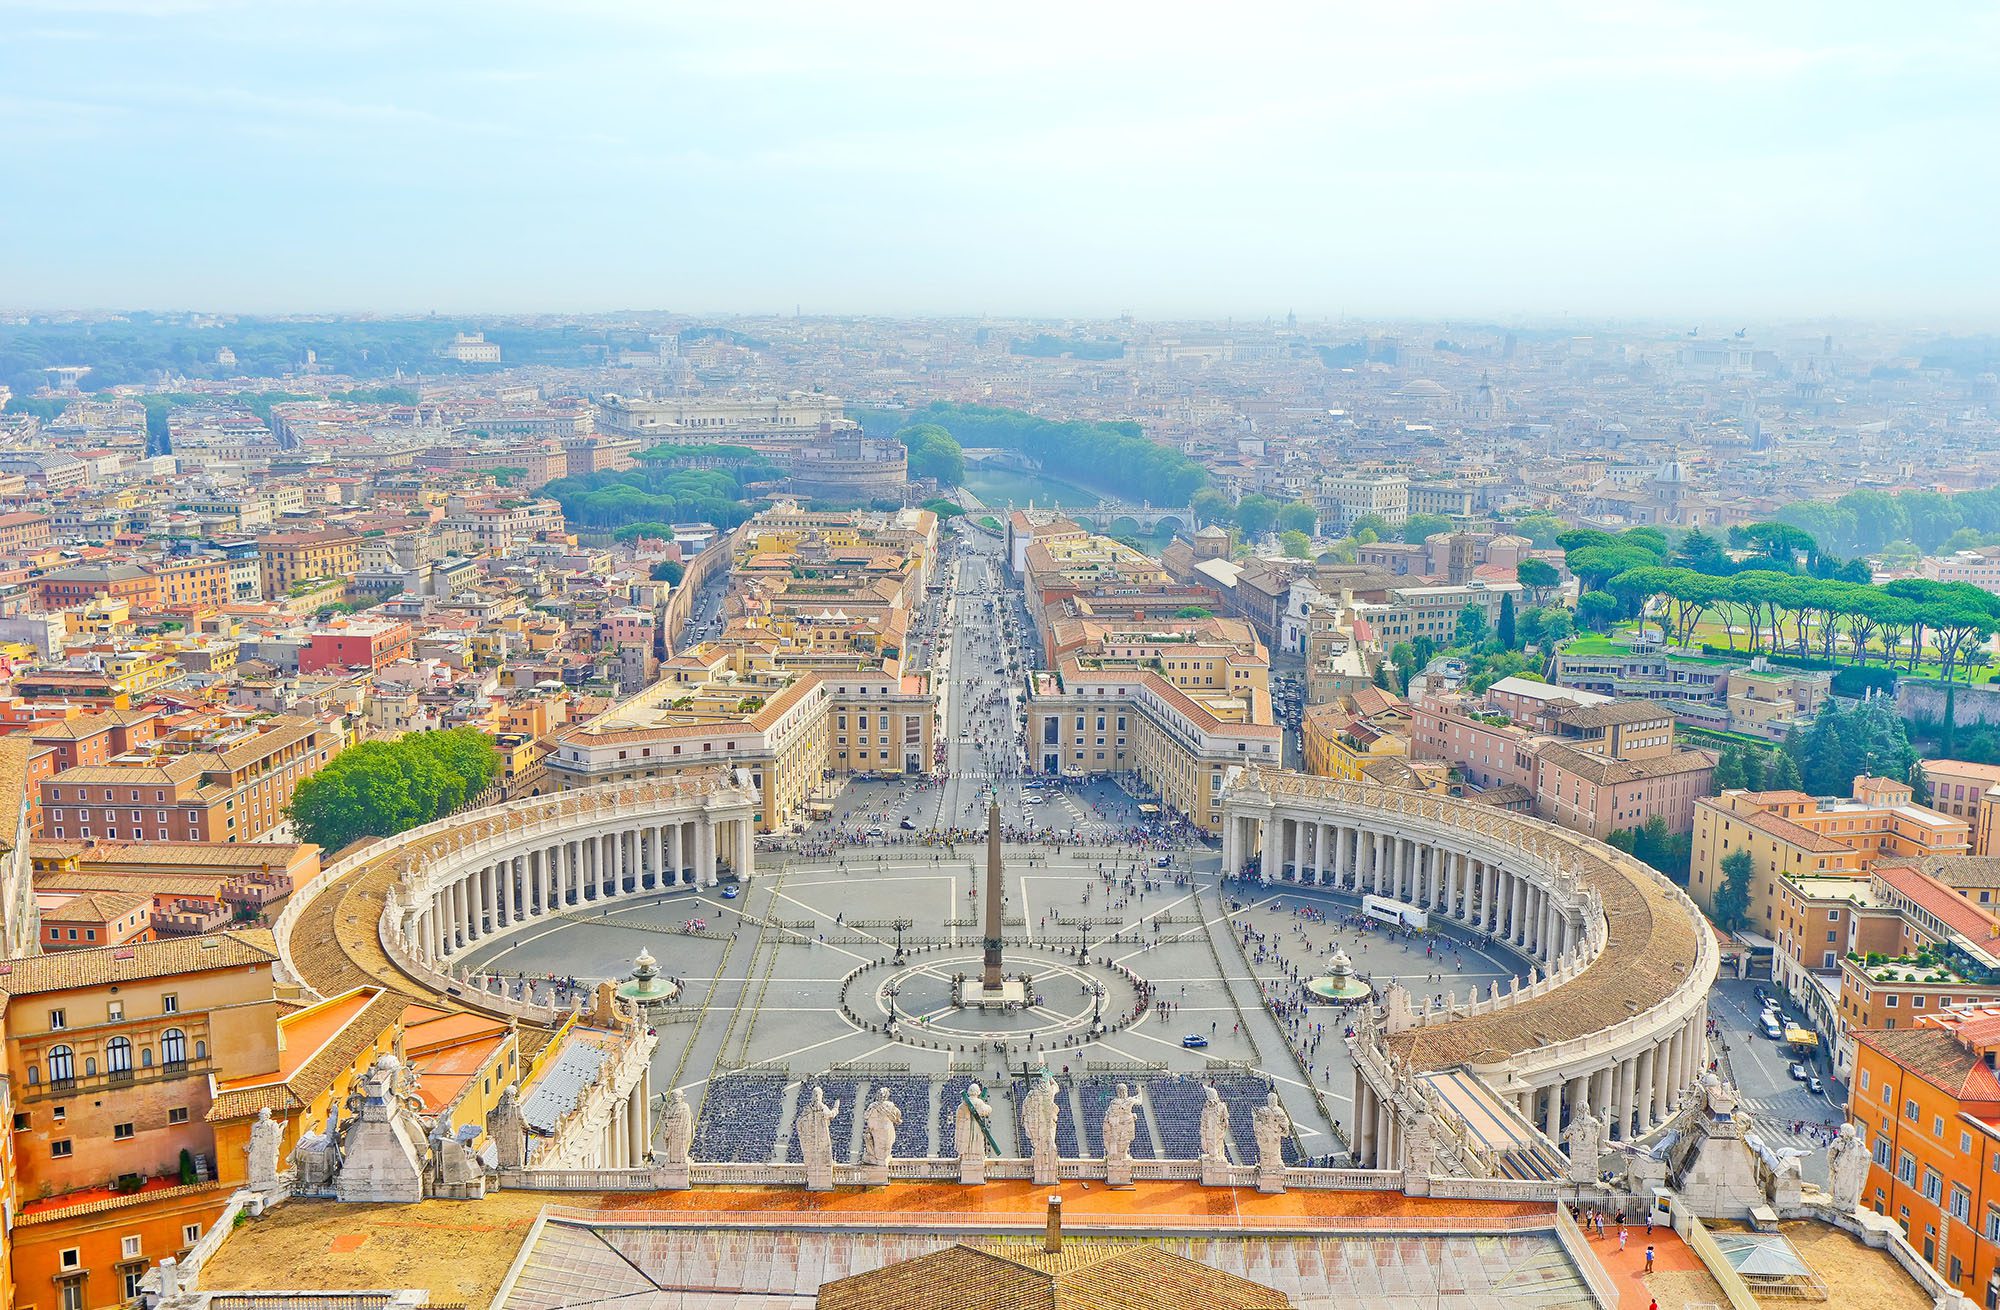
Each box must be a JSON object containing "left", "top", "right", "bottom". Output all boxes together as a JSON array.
[{"left": 982, "top": 797, "right": 1004, "bottom": 988}]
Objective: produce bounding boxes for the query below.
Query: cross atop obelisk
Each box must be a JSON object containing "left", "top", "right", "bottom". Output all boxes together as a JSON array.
[{"left": 983, "top": 797, "right": 1004, "bottom": 987}]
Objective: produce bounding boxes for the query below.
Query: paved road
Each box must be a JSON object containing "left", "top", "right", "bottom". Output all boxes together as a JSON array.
[{"left": 1708, "top": 977, "right": 1844, "bottom": 1183}]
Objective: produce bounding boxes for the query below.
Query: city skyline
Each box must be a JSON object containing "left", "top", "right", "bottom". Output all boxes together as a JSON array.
[{"left": 4, "top": 2, "right": 1998, "bottom": 320}]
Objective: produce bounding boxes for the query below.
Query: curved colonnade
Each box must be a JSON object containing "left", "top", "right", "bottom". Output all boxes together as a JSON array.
[
  {"left": 1220, "top": 767, "right": 1715, "bottom": 1173},
  {"left": 276, "top": 771, "right": 759, "bottom": 1022}
]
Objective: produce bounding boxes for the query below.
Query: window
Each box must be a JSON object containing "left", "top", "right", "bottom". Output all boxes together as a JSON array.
[
  {"left": 1923, "top": 1168, "right": 1944, "bottom": 1203},
  {"left": 161, "top": 1028, "right": 187, "bottom": 1067},
  {"left": 1898, "top": 1152, "right": 1917, "bottom": 1184},
  {"left": 1952, "top": 1185, "right": 1972, "bottom": 1222},
  {"left": 184, "top": 1223, "right": 203, "bottom": 1244},
  {"left": 121, "top": 1236, "right": 142, "bottom": 1260},
  {"left": 162, "top": 994, "right": 179, "bottom": 1014},
  {"left": 51, "top": 1139, "right": 73, "bottom": 1158},
  {"left": 48, "top": 1044, "right": 74, "bottom": 1086},
  {"left": 169, "top": 1106, "right": 189, "bottom": 1125},
  {"left": 107, "top": 999, "right": 123, "bottom": 1021},
  {"left": 48, "top": 1008, "right": 66, "bottom": 1030},
  {"left": 113, "top": 1120, "right": 135, "bottom": 1140},
  {"left": 107, "top": 1036, "right": 131, "bottom": 1075}
]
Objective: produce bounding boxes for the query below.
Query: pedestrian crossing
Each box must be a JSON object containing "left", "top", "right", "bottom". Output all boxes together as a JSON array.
[{"left": 1741, "top": 1093, "right": 1844, "bottom": 1156}]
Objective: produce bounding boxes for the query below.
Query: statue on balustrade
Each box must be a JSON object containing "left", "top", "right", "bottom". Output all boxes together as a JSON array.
[
  {"left": 1827, "top": 1122, "right": 1868, "bottom": 1213},
  {"left": 956, "top": 1081, "right": 996, "bottom": 1184},
  {"left": 1101, "top": 1082, "right": 1140, "bottom": 1186},
  {"left": 862, "top": 1087, "right": 902, "bottom": 1168},
  {"left": 1252, "top": 1091, "right": 1289, "bottom": 1193},
  {"left": 1023, "top": 1065, "right": 1063, "bottom": 1185},
  {"left": 798, "top": 1084, "right": 840, "bottom": 1190},
  {"left": 1199, "top": 1085, "right": 1231, "bottom": 1163}
]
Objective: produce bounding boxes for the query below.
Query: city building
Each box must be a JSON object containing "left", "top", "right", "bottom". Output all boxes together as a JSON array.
[
  {"left": 1410, "top": 678, "right": 1715, "bottom": 840},
  {"left": 1689, "top": 778, "right": 1971, "bottom": 938}
]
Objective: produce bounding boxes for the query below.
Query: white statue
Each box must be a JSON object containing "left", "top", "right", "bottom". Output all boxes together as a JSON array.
[
  {"left": 1101, "top": 1082, "right": 1140, "bottom": 1186},
  {"left": 1199, "top": 1085, "right": 1232, "bottom": 1161},
  {"left": 956, "top": 1081, "right": 996, "bottom": 1183},
  {"left": 1023, "top": 1072, "right": 1062, "bottom": 1172},
  {"left": 797, "top": 1084, "right": 840, "bottom": 1190},
  {"left": 1252, "top": 1091, "right": 1288, "bottom": 1192},
  {"left": 862, "top": 1086, "right": 902, "bottom": 1167},
  {"left": 662, "top": 1087, "right": 694, "bottom": 1168},
  {"left": 1566, "top": 1112, "right": 1605, "bottom": 1185},
  {"left": 247, "top": 1106, "right": 284, "bottom": 1192},
  {"left": 1828, "top": 1122, "right": 1869, "bottom": 1213}
]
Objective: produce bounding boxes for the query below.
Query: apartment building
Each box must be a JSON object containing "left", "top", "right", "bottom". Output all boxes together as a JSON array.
[
  {"left": 1923, "top": 760, "right": 2000, "bottom": 856},
  {"left": 255, "top": 530, "right": 361, "bottom": 600},
  {"left": 2, "top": 932, "right": 285, "bottom": 1310},
  {"left": 546, "top": 651, "right": 932, "bottom": 831},
  {"left": 1689, "top": 778, "right": 1971, "bottom": 937},
  {"left": 1319, "top": 473, "right": 1410, "bottom": 530},
  {"left": 1410, "top": 678, "right": 1715, "bottom": 840},
  {"left": 1354, "top": 580, "right": 1522, "bottom": 647},
  {"left": 1024, "top": 616, "right": 1280, "bottom": 833},
  {"left": 1301, "top": 687, "right": 1410, "bottom": 781},
  {"left": 1848, "top": 1005, "right": 2000, "bottom": 1303},
  {"left": 39, "top": 713, "right": 337, "bottom": 845}
]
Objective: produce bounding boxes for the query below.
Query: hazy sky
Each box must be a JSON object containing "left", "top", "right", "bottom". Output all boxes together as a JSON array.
[{"left": 3, "top": 2, "right": 1996, "bottom": 320}]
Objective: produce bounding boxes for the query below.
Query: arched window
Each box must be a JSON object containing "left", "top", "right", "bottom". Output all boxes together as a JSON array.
[
  {"left": 141, "top": 1047, "right": 154, "bottom": 1068},
  {"left": 194, "top": 1039, "right": 207, "bottom": 1061},
  {"left": 48, "top": 1044, "right": 74, "bottom": 1085},
  {"left": 107, "top": 1036, "right": 132, "bottom": 1074},
  {"left": 84, "top": 1057, "right": 97, "bottom": 1076},
  {"left": 161, "top": 1028, "right": 186, "bottom": 1067}
]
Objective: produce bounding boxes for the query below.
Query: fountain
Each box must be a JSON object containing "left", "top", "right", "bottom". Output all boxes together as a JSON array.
[
  {"left": 615, "top": 948, "right": 681, "bottom": 1009},
  {"left": 1305, "top": 947, "right": 1373, "bottom": 1004}
]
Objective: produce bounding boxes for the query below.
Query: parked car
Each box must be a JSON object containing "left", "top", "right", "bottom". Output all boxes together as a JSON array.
[
  {"left": 1787, "top": 1061, "right": 1809, "bottom": 1081},
  {"left": 1181, "top": 1034, "right": 1210, "bottom": 1049},
  {"left": 721, "top": 886, "right": 739, "bottom": 900}
]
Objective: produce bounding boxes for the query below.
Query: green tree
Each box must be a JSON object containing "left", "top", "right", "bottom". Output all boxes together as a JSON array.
[
  {"left": 1402, "top": 513, "right": 1454, "bottom": 544},
  {"left": 1515, "top": 557, "right": 1560, "bottom": 602},
  {"left": 1511, "top": 514, "right": 1567, "bottom": 548},
  {"left": 1234, "top": 495, "right": 1280, "bottom": 538},
  {"left": 1453, "top": 603, "right": 1490, "bottom": 650},
  {"left": 1280, "top": 529, "right": 1312, "bottom": 559},
  {"left": 1539, "top": 608, "right": 1574, "bottom": 645},
  {"left": 1764, "top": 748, "right": 1804, "bottom": 791},
  {"left": 1191, "top": 488, "right": 1233, "bottom": 526},
  {"left": 1715, "top": 849, "right": 1755, "bottom": 931},
  {"left": 895, "top": 423, "right": 966, "bottom": 486},
  {"left": 288, "top": 728, "right": 500, "bottom": 853},
  {"left": 1575, "top": 590, "right": 1621, "bottom": 632},
  {"left": 1497, "top": 592, "right": 1517, "bottom": 650},
  {"left": 1276, "top": 501, "right": 1318, "bottom": 535},
  {"left": 1879, "top": 538, "right": 1920, "bottom": 570},
  {"left": 1175, "top": 606, "right": 1213, "bottom": 618},
  {"left": 1349, "top": 513, "right": 1393, "bottom": 540},
  {"left": 650, "top": 559, "right": 685, "bottom": 584},
  {"left": 1714, "top": 747, "right": 1745, "bottom": 791}
]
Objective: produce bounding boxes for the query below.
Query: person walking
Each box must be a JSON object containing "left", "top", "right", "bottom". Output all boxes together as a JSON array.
[{"left": 1643, "top": 1245, "right": 1654, "bottom": 1274}]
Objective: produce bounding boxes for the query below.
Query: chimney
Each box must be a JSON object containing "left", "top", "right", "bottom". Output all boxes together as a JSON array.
[{"left": 1043, "top": 1193, "right": 1063, "bottom": 1253}]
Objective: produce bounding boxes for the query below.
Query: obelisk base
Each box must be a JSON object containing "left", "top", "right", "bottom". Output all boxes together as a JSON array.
[{"left": 958, "top": 978, "right": 1026, "bottom": 1009}]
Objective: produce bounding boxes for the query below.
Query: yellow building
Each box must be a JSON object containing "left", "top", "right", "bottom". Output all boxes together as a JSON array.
[
  {"left": 2, "top": 932, "right": 285, "bottom": 1310},
  {"left": 1690, "top": 778, "right": 1970, "bottom": 936},
  {"left": 1301, "top": 688, "right": 1410, "bottom": 781}
]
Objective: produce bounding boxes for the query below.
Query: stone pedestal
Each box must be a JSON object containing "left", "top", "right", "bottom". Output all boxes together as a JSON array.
[
  {"left": 805, "top": 1157, "right": 835, "bottom": 1191},
  {"left": 1105, "top": 1155, "right": 1131, "bottom": 1188},
  {"left": 959, "top": 1154, "right": 987, "bottom": 1185},
  {"left": 1032, "top": 1151, "right": 1059, "bottom": 1186},
  {"left": 659, "top": 1163, "right": 691, "bottom": 1190},
  {"left": 862, "top": 1159, "right": 891, "bottom": 1187},
  {"left": 1200, "top": 1155, "right": 1230, "bottom": 1187},
  {"left": 1256, "top": 1163, "right": 1286, "bottom": 1194}
]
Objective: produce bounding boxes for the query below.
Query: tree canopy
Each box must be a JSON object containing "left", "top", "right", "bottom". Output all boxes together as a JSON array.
[
  {"left": 891, "top": 402, "right": 1207, "bottom": 504},
  {"left": 287, "top": 728, "right": 501, "bottom": 853},
  {"left": 894, "top": 422, "right": 965, "bottom": 486}
]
